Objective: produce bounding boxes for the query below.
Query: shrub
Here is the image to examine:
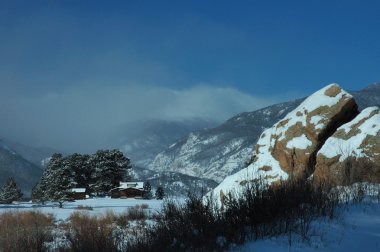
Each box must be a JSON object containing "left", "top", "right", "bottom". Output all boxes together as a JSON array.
[
  {"left": 222, "top": 179, "right": 339, "bottom": 243},
  {"left": 75, "top": 205, "right": 93, "bottom": 211},
  {"left": 140, "top": 203, "right": 149, "bottom": 209},
  {"left": 67, "top": 211, "right": 122, "bottom": 252},
  {"left": 127, "top": 205, "right": 148, "bottom": 221},
  {"left": 0, "top": 211, "right": 54, "bottom": 252},
  {"left": 127, "top": 179, "right": 340, "bottom": 251}
]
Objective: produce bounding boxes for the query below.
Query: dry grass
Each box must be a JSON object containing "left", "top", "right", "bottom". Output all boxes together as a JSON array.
[
  {"left": 0, "top": 211, "right": 55, "bottom": 252},
  {"left": 67, "top": 211, "right": 127, "bottom": 252}
]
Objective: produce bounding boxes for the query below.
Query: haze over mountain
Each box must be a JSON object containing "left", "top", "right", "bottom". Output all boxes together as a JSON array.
[
  {"left": 0, "top": 138, "right": 58, "bottom": 166},
  {"left": 0, "top": 140, "right": 43, "bottom": 194},
  {"left": 115, "top": 118, "right": 217, "bottom": 168},
  {"left": 0, "top": 85, "right": 280, "bottom": 153}
]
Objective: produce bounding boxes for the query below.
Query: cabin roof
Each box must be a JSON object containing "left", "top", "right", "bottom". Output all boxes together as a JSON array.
[
  {"left": 70, "top": 188, "right": 86, "bottom": 193},
  {"left": 111, "top": 182, "right": 144, "bottom": 191},
  {"left": 119, "top": 182, "right": 144, "bottom": 189}
]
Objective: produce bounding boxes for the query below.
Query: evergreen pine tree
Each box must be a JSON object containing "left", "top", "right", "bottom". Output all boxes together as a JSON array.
[
  {"left": 143, "top": 181, "right": 152, "bottom": 199},
  {"left": 90, "top": 149, "right": 131, "bottom": 195},
  {"left": 67, "top": 153, "right": 92, "bottom": 189},
  {"left": 32, "top": 149, "right": 132, "bottom": 202},
  {"left": 33, "top": 153, "right": 74, "bottom": 208},
  {"left": 49, "top": 154, "right": 75, "bottom": 208},
  {"left": 0, "top": 177, "right": 23, "bottom": 204},
  {"left": 155, "top": 186, "right": 165, "bottom": 200},
  {"left": 32, "top": 156, "right": 54, "bottom": 204},
  {"left": 31, "top": 183, "right": 46, "bottom": 204}
]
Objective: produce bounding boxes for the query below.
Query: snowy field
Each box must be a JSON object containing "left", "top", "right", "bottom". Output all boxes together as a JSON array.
[
  {"left": 232, "top": 202, "right": 380, "bottom": 252},
  {"left": 0, "top": 197, "right": 165, "bottom": 221}
]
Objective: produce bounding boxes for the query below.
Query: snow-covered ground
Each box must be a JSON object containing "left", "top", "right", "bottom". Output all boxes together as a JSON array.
[
  {"left": 232, "top": 202, "right": 380, "bottom": 252},
  {"left": 0, "top": 197, "right": 165, "bottom": 221},
  {"left": 1, "top": 197, "right": 379, "bottom": 251}
]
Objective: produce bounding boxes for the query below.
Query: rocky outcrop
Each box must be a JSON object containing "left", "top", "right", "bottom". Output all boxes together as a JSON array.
[
  {"left": 314, "top": 106, "right": 380, "bottom": 186},
  {"left": 209, "top": 84, "right": 360, "bottom": 205},
  {"left": 263, "top": 84, "right": 358, "bottom": 180}
]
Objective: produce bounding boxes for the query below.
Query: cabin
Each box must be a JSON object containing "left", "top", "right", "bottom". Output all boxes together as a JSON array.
[
  {"left": 111, "top": 182, "right": 145, "bottom": 199},
  {"left": 70, "top": 188, "right": 87, "bottom": 200}
]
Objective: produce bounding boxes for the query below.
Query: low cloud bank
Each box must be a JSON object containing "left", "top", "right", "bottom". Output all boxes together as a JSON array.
[{"left": 0, "top": 84, "right": 287, "bottom": 152}]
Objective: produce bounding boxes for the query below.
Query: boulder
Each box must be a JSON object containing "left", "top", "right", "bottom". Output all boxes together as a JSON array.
[
  {"left": 208, "top": 84, "right": 359, "bottom": 206},
  {"left": 314, "top": 106, "right": 380, "bottom": 186},
  {"left": 265, "top": 83, "right": 358, "bottom": 179}
]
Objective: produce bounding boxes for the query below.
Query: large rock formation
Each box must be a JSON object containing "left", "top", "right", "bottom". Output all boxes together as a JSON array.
[
  {"left": 314, "top": 106, "right": 380, "bottom": 186},
  {"left": 209, "top": 84, "right": 360, "bottom": 204},
  {"left": 260, "top": 84, "right": 358, "bottom": 179}
]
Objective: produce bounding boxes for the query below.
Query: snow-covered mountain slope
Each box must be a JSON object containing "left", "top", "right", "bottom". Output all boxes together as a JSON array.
[
  {"left": 130, "top": 166, "right": 218, "bottom": 197},
  {"left": 149, "top": 84, "right": 380, "bottom": 185},
  {"left": 150, "top": 100, "right": 302, "bottom": 183},
  {"left": 351, "top": 82, "right": 380, "bottom": 110},
  {"left": 0, "top": 141, "right": 43, "bottom": 194},
  {"left": 0, "top": 138, "right": 57, "bottom": 167},
  {"left": 115, "top": 119, "right": 216, "bottom": 168}
]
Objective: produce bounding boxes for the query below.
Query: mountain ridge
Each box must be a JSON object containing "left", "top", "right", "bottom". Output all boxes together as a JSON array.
[{"left": 0, "top": 141, "right": 43, "bottom": 194}]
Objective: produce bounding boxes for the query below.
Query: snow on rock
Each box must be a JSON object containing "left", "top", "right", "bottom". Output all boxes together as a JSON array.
[
  {"left": 318, "top": 107, "right": 380, "bottom": 161},
  {"left": 258, "top": 83, "right": 357, "bottom": 178},
  {"left": 208, "top": 84, "right": 359, "bottom": 206},
  {"left": 314, "top": 106, "right": 380, "bottom": 186},
  {"left": 286, "top": 135, "right": 312, "bottom": 149}
]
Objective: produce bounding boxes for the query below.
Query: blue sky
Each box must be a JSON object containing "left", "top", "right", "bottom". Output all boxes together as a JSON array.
[{"left": 1, "top": 0, "right": 379, "bottom": 151}]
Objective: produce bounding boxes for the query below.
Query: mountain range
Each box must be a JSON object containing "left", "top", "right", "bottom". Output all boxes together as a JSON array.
[
  {"left": 0, "top": 140, "right": 44, "bottom": 194},
  {"left": 1, "top": 83, "right": 379, "bottom": 196},
  {"left": 115, "top": 119, "right": 217, "bottom": 168}
]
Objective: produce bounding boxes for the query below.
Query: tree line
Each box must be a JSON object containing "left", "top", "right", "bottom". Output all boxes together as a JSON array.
[
  {"left": 143, "top": 181, "right": 165, "bottom": 200},
  {"left": 32, "top": 149, "right": 131, "bottom": 207}
]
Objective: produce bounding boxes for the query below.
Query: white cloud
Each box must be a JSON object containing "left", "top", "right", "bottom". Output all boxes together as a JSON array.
[{"left": 0, "top": 84, "right": 286, "bottom": 152}]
